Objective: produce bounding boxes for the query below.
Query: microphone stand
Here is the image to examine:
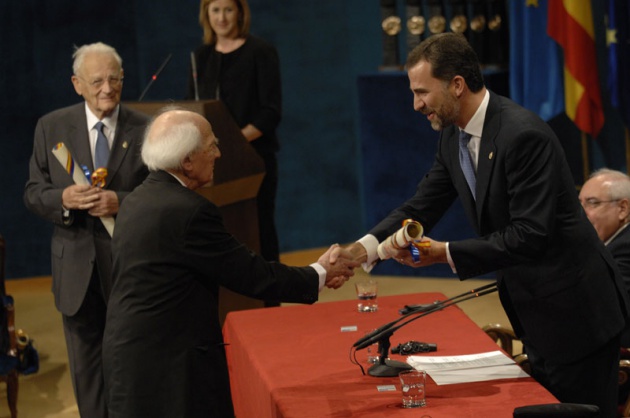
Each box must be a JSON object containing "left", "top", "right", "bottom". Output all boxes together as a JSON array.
[{"left": 354, "top": 285, "right": 498, "bottom": 377}]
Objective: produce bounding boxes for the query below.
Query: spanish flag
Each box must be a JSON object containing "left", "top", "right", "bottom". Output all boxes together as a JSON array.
[{"left": 547, "top": 0, "right": 604, "bottom": 138}]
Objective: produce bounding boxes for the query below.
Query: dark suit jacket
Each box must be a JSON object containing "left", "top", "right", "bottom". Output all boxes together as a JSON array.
[
  {"left": 24, "top": 103, "right": 149, "bottom": 315},
  {"left": 607, "top": 225, "right": 630, "bottom": 346},
  {"left": 370, "top": 92, "right": 629, "bottom": 364},
  {"left": 103, "top": 171, "right": 320, "bottom": 418}
]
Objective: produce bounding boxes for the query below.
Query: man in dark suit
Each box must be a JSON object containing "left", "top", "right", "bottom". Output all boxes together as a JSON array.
[
  {"left": 335, "top": 33, "right": 629, "bottom": 416},
  {"left": 579, "top": 168, "right": 630, "bottom": 347},
  {"left": 24, "top": 42, "right": 149, "bottom": 417},
  {"left": 102, "top": 108, "right": 357, "bottom": 418}
]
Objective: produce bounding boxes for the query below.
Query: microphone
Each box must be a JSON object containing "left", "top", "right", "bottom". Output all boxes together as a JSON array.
[
  {"left": 138, "top": 53, "right": 173, "bottom": 101},
  {"left": 190, "top": 51, "right": 199, "bottom": 101},
  {"left": 354, "top": 285, "right": 497, "bottom": 350},
  {"left": 354, "top": 282, "right": 497, "bottom": 349},
  {"left": 399, "top": 282, "right": 498, "bottom": 315},
  {"left": 352, "top": 283, "right": 497, "bottom": 377}
]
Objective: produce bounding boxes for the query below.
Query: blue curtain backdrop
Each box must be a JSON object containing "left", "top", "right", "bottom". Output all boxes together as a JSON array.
[{"left": 1, "top": 0, "right": 627, "bottom": 279}]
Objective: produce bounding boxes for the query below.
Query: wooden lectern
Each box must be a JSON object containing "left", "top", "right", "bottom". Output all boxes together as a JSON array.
[{"left": 125, "top": 100, "right": 266, "bottom": 323}]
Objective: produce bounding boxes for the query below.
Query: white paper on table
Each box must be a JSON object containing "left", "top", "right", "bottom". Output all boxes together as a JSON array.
[
  {"left": 51, "top": 142, "right": 115, "bottom": 237},
  {"left": 406, "top": 350, "right": 530, "bottom": 385}
]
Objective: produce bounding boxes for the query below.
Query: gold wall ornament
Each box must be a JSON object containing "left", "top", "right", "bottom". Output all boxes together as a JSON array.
[
  {"left": 470, "top": 15, "right": 486, "bottom": 33},
  {"left": 488, "top": 15, "right": 502, "bottom": 31},
  {"left": 382, "top": 16, "right": 402, "bottom": 36},
  {"left": 428, "top": 15, "right": 446, "bottom": 34},
  {"left": 450, "top": 15, "right": 468, "bottom": 33},
  {"left": 407, "top": 15, "right": 426, "bottom": 35}
]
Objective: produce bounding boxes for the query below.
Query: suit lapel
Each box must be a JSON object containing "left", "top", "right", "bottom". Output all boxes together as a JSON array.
[
  {"left": 475, "top": 92, "right": 500, "bottom": 223},
  {"left": 106, "top": 106, "right": 133, "bottom": 187}
]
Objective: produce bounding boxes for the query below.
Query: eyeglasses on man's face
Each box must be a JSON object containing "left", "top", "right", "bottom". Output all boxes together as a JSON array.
[
  {"left": 580, "top": 198, "right": 620, "bottom": 209},
  {"left": 77, "top": 75, "right": 124, "bottom": 89}
]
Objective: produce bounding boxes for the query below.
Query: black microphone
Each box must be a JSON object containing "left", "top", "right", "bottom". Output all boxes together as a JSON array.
[
  {"left": 138, "top": 53, "right": 173, "bottom": 101},
  {"left": 190, "top": 51, "right": 199, "bottom": 101},
  {"left": 354, "top": 282, "right": 497, "bottom": 349},
  {"left": 352, "top": 285, "right": 498, "bottom": 377},
  {"left": 354, "top": 286, "right": 497, "bottom": 350},
  {"left": 399, "top": 282, "right": 497, "bottom": 315}
]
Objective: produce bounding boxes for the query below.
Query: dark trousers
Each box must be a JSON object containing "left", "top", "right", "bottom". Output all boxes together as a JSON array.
[
  {"left": 62, "top": 271, "right": 108, "bottom": 418},
  {"left": 527, "top": 334, "right": 621, "bottom": 418}
]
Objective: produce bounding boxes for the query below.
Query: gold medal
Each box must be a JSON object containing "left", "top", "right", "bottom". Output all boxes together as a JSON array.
[
  {"left": 382, "top": 16, "right": 402, "bottom": 36},
  {"left": 407, "top": 15, "right": 425, "bottom": 36},
  {"left": 450, "top": 15, "right": 468, "bottom": 33},
  {"left": 428, "top": 15, "right": 446, "bottom": 34},
  {"left": 470, "top": 15, "right": 486, "bottom": 33},
  {"left": 488, "top": 15, "right": 502, "bottom": 31}
]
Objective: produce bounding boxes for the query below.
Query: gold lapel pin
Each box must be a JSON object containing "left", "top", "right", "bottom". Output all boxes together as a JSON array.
[
  {"left": 122, "top": 141, "right": 129, "bottom": 149},
  {"left": 489, "top": 151, "right": 494, "bottom": 160}
]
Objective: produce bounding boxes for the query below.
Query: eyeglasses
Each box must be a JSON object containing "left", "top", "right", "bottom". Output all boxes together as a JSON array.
[
  {"left": 580, "top": 198, "right": 620, "bottom": 209},
  {"left": 76, "top": 75, "right": 124, "bottom": 89}
]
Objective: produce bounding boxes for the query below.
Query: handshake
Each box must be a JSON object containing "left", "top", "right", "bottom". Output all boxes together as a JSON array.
[{"left": 317, "top": 220, "right": 445, "bottom": 290}]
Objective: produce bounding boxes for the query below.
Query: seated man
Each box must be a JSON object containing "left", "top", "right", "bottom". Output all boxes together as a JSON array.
[
  {"left": 579, "top": 168, "right": 630, "bottom": 346},
  {"left": 102, "top": 107, "right": 357, "bottom": 418}
]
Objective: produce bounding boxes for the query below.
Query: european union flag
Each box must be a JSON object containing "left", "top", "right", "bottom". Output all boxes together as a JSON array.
[
  {"left": 607, "top": 0, "right": 630, "bottom": 128},
  {"left": 509, "top": 0, "right": 564, "bottom": 121}
]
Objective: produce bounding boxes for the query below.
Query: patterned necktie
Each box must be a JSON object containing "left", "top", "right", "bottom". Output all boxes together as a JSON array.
[
  {"left": 94, "top": 121, "right": 110, "bottom": 169},
  {"left": 458, "top": 130, "right": 476, "bottom": 200}
]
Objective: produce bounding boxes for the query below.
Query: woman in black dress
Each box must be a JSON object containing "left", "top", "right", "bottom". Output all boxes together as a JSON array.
[{"left": 188, "top": 0, "right": 282, "bottom": 265}]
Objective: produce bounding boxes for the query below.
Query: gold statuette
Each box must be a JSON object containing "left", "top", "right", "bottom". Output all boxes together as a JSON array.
[
  {"left": 382, "top": 16, "right": 402, "bottom": 36},
  {"left": 428, "top": 15, "right": 446, "bottom": 34},
  {"left": 450, "top": 14, "right": 468, "bottom": 33},
  {"left": 407, "top": 15, "right": 425, "bottom": 35},
  {"left": 470, "top": 15, "right": 486, "bottom": 33},
  {"left": 488, "top": 14, "right": 502, "bottom": 31}
]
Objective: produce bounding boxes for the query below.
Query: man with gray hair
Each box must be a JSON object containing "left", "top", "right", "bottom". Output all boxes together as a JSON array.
[
  {"left": 579, "top": 168, "right": 630, "bottom": 345},
  {"left": 102, "top": 108, "right": 357, "bottom": 417},
  {"left": 24, "top": 42, "right": 149, "bottom": 417}
]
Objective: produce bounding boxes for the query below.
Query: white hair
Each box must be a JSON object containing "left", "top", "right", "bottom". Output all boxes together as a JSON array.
[
  {"left": 589, "top": 168, "right": 630, "bottom": 200},
  {"left": 72, "top": 42, "right": 122, "bottom": 75},
  {"left": 141, "top": 121, "right": 204, "bottom": 171}
]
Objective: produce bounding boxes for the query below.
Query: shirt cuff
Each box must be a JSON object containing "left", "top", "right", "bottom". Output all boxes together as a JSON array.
[
  {"left": 446, "top": 242, "right": 457, "bottom": 273},
  {"left": 357, "top": 234, "right": 379, "bottom": 273},
  {"left": 310, "top": 263, "right": 326, "bottom": 292}
]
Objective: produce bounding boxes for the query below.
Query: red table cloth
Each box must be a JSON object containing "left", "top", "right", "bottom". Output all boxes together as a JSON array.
[{"left": 223, "top": 292, "right": 558, "bottom": 417}]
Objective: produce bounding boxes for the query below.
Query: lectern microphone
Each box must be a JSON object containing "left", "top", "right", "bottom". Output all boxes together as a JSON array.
[{"left": 138, "top": 53, "right": 173, "bottom": 101}]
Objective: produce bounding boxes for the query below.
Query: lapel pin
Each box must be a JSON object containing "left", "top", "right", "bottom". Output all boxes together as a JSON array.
[
  {"left": 122, "top": 141, "right": 129, "bottom": 149},
  {"left": 489, "top": 151, "right": 493, "bottom": 160}
]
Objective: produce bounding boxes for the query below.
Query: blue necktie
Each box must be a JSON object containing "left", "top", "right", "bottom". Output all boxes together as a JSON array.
[
  {"left": 459, "top": 130, "right": 476, "bottom": 200},
  {"left": 94, "top": 121, "right": 110, "bottom": 169}
]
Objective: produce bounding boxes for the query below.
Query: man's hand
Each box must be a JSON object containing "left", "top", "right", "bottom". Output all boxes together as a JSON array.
[
  {"left": 391, "top": 236, "right": 447, "bottom": 267},
  {"left": 88, "top": 190, "right": 119, "bottom": 217},
  {"left": 318, "top": 244, "right": 360, "bottom": 289},
  {"left": 62, "top": 184, "right": 100, "bottom": 210}
]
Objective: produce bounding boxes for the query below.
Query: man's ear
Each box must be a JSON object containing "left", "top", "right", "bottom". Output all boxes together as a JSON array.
[
  {"left": 619, "top": 198, "right": 630, "bottom": 221},
  {"left": 181, "top": 156, "right": 193, "bottom": 171},
  {"left": 451, "top": 75, "right": 465, "bottom": 97}
]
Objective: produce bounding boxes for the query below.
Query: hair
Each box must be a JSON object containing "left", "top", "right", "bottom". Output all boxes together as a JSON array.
[
  {"left": 199, "top": 0, "right": 251, "bottom": 44},
  {"left": 72, "top": 42, "right": 122, "bottom": 76},
  {"left": 589, "top": 168, "right": 630, "bottom": 201},
  {"left": 141, "top": 107, "right": 205, "bottom": 171},
  {"left": 405, "top": 33, "right": 484, "bottom": 93}
]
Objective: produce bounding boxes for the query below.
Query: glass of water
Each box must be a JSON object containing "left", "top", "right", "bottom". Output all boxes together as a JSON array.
[
  {"left": 355, "top": 279, "right": 378, "bottom": 312},
  {"left": 399, "top": 370, "right": 426, "bottom": 408}
]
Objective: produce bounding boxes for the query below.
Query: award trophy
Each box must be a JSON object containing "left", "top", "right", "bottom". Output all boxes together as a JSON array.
[
  {"left": 380, "top": 0, "right": 402, "bottom": 70},
  {"left": 405, "top": 0, "right": 424, "bottom": 55}
]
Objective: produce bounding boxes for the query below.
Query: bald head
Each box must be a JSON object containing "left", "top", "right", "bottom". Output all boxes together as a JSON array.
[{"left": 142, "top": 108, "right": 221, "bottom": 188}]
